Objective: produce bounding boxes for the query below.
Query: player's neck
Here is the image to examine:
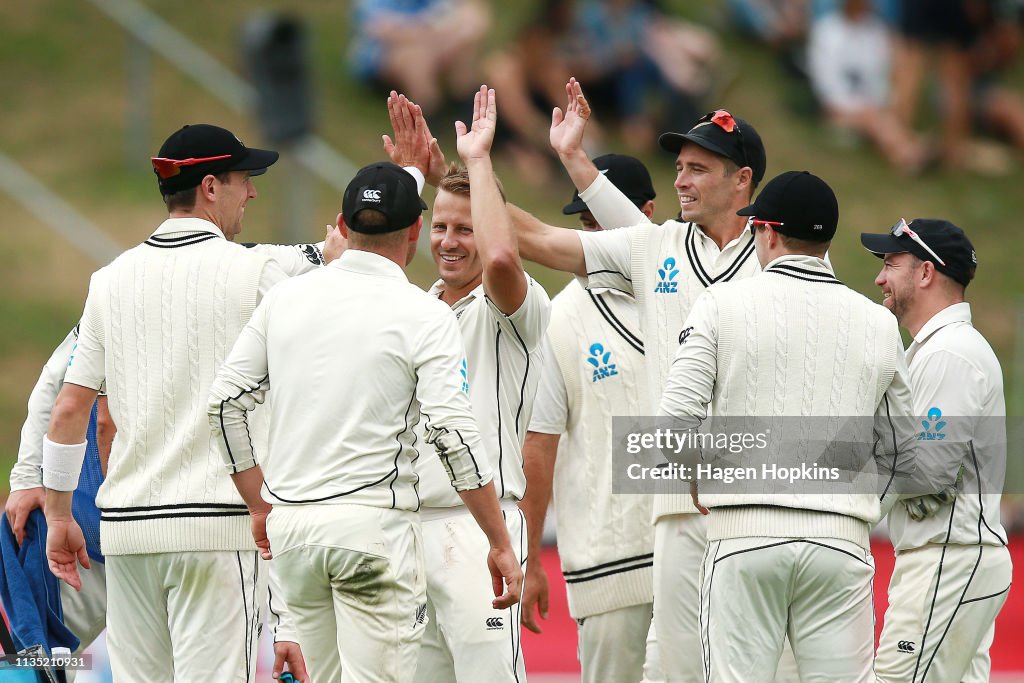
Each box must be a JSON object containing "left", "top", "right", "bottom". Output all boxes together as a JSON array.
[
  {"left": 697, "top": 215, "right": 748, "bottom": 250},
  {"left": 904, "top": 295, "right": 964, "bottom": 338},
  {"left": 439, "top": 273, "right": 482, "bottom": 307}
]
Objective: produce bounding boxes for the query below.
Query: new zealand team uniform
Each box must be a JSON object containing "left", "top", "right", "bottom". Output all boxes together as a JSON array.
[
  {"left": 211, "top": 249, "right": 493, "bottom": 683},
  {"left": 659, "top": 254, "right": 918, "bottom": 682},
  {"left": 529, "top": 278, "right": 656, "bottom": 683},
  {"left": 65, "top": 217, "right": 287, "bottom": 682},
  {"left": 574, "top": 172, "right": 760, "bottom": 681},
  {"left": 11, "top": 327, "right": 107, "bottom": 659},
  {"left": 876, "top": 302, "right": 1012, "bottom": 682},
  {"left": 413, "top": 277, "right": 549, "bottom": 683}
]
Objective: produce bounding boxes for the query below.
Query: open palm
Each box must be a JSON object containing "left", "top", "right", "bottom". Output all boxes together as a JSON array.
[
  {"left": 456, "top": 85, "right": 497, "bottom": 162},
  {"left": 549, "top": 77, "right": 591, "bottom": 157}
]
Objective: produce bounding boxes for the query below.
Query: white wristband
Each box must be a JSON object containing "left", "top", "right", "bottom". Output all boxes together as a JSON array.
[
  {"left": 42, "top": 436, "right": 87, "bottom": 492},
  {"left": 402, "top": 166, "right": 426, "bottom": 195}
]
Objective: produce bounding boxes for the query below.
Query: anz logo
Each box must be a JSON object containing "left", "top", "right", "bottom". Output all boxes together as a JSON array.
[
  {"left": 587, "top": 343, "right": 618, "bottom": 383},
  {"left": 918, "top": 406, "right": 946, "bottom": 441},
  {"left": 654, "top": 257, "right": 680, "bottom": 293},
  {"left": 459, "top": 358, "right": 470, "bottom": 395}
]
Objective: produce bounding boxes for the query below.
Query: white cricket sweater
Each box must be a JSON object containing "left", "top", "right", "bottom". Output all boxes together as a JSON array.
[
  {"left": 65, "top": 218, "right": 282, "bottom": 555},
  {"left": 531, "top": 280, "right": 653, "bottom": 618},
  {"left": 659, "top": 255, "right": 918, "bottom": 549}
]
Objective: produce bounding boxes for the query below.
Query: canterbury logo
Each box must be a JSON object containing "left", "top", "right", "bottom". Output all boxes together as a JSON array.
[
  {"left": 362, "top": 189, "right": 382, "bottom": 201},
  {"left": 897, "top": 640, "right": 915, "bottom": 654},
  {"left": 485, "top": 617, "right": 504, "bottom": 630}
]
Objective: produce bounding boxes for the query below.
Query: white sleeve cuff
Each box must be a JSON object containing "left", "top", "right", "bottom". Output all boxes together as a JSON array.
[
  {"left": 403, "top": 166, "right": 426, "bottom": 196},
  {"left": 42, "top": 436, "right": 87, "bottom": 492}
]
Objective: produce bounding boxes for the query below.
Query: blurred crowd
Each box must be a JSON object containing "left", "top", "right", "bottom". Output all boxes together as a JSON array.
[{"left": 347, "top": 0, "right": 1024, "bottom": 179}]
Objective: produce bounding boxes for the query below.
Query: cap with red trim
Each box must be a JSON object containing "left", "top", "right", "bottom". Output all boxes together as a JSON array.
[{"left": 152, "top": 124, "right": 279, "bottom": 195}]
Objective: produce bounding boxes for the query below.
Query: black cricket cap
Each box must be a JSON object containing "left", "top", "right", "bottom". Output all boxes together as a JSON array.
[
  {"left": 152, "top": 124, "right": 279, "bottom": 195},
  {"left": 562, "top": 154, "right": 656, "bottom": 215},
  {"left": 342, "top": 162, "right": 424, "bottom": 234},
  {"left": 737, "top": 171, "right": 838, "bottom": 242},
  {"left": 658, "top": 110, "right": 766, "bottom": 186},
  {"left": 860, "top": 219, "right": 977, "bottom": 287}
]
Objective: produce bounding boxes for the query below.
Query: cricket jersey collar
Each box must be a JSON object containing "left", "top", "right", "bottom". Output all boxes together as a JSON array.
[
  {"left": 329, "top": 249, "right": 409, "bottom": 281},
  {"left": 912, "top": 302, "right": 972, "bottom": 347}
]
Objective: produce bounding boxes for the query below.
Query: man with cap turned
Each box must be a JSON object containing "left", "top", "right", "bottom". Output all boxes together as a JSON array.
[
  {"left": 505, "top": 77, "right": 771, "bottom": 681},
  {"left": 519, "top": 153, "right": 660, "bottom": 683},
  {"left": 43, "top": 123, "right": 309, "bottom": 682},
  {"left": 659, "top": 171, "right": 918, "bottom": 682},
  {"left": 862, "top": 220, "right": 1012, "bottom": 682},
  {"left": 208, "top": 160, "right": 522, "bottom": 683}
]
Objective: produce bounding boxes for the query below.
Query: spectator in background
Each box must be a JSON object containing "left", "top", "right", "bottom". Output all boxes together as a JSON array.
[
  {"left": 348, "top": 0, "right": 490, "bottom": 117},
  {"left": 807, "top": 0, "right": 931, "bottom": 174},
  {"left": 728, "top": 0, "right": 810, "bottom": 79},
  {"left": 968, "top": 0, "right": 1024, "bottom": 166},
  {"left": 486, "top": 0, "right": 720, "bottom": 165},
  {"left": 889, "top": 0, "right": 980, "bottom": 170}
]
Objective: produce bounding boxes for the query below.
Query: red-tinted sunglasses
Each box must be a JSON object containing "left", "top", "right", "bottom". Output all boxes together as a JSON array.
[
  {"left": 702, "top": 110, "right": 749, "bottom": 170},
  {"left": 151, "top": 154, "right": 232, "bottom": 179},
  {"left": 749, "top": 218, "right": 784, "bottom": 234}
]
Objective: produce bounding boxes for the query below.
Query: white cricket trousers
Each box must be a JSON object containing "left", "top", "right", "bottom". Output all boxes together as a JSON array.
[
  {"left": 700, "top": 536, "right": 876, "bottom": 683},
  {"left": 60, "top": 559, "right": 107, "bottom": 654},
  {"left": 413, "top": 506, "right": 527, "bottom": 683},
  {"left": 875, "top": 543, "right": 1012, "bottom": 682},
  {"left": 577, "top": 602, "right": 654, "bottom": 683},
  {"left": 652, "top": 513, "right": 706, "bottom": 682},
  {"left": 267, "top": 504, "right": 426, "bottom": 683},
  {"left": 105, "top": 550, "right": 265, "bottom": 683},
  {"left": 650, "top": 515, "right": 800, "bottom": 683},
  {"left": 60, "top": 559, "right": 107, "bottom": 683}
]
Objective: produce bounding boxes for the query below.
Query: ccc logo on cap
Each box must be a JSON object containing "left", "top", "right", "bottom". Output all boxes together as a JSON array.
[{"left": 362, "top": 189, "right": 382, "bottom": 201}]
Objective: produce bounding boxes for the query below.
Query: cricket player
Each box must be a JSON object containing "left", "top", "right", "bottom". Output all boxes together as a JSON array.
[
  {"left": 42, "top": 123, "right": 305, "bottom": 682},
  {"left": 520, "top": 153, "right": 660, "bottom": 683},
  {"left": 506, "top": 78, "right": 769, "bottom": 682},
  {"left": 6, "top": 326, "right": 109, "bottom": 661},
  {"left": 384, "top": 88, "right": 550, "bottom": 681},
  {"left": 659, "top": 171, "right": 918, "bottom": 682},
  {"left": 208, "top": 160, "right": 522, "bottom": 683},
  {"left": 862, "top": 219, "right": 1012, "bottom": 682}
]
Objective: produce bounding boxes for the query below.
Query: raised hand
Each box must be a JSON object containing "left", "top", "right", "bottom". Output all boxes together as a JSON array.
[
  {"left": 456, "top": 85, "right": 497, "bottom": 163},
  {"left": 382, "top": 91, "right": 431, "bottom": 176},
  {"left": 549, "top": 77, "right": 592, "bottom": 158}
]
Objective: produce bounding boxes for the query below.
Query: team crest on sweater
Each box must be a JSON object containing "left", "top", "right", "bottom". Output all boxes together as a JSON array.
[
  {"left": 586, "top": 342, "right": 619, "bottom": 382},
  {"left": 654, "top": 257, "right": 679, "bottom": 293},
  {"left": 918, "top": 406, "right": 946, "bottom": 441}
]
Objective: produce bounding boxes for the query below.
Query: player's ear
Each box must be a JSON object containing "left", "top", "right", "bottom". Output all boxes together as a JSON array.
[
  {"left": 735, "top": 165, "right": 753, "bottom": 193},
  {"left": 640, "top": 200, "right": 656, "bottom": 219},
  {"left": 917, "top": 259, "right": 937, "bottom": 288},
  {"left": 408, "top": 216, "right": 423, "bottom": 244},
  {"left": 338, "top": 214, "right": 351, "bottom": 239}
]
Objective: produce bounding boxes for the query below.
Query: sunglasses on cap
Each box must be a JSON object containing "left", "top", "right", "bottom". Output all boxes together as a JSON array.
[
  {"left": 151, "top": 154, "right": 232, "bottom": 179},
  {"left": 749, "top": 218, "right": 783, "bottom": 234},
  {"left": 890, "top": 218, "right": 946, "bottom": 266},
  {"left": 700, "top": 110, "right": 749, "bottom": 170}
]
